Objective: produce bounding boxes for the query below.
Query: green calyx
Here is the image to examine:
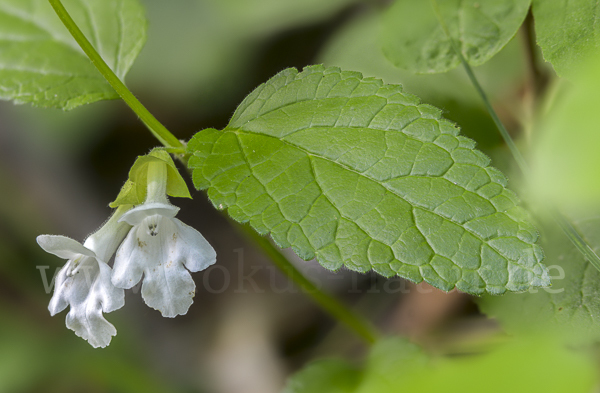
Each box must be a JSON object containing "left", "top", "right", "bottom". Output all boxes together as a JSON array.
[{"left": 110, "top": 149, "right": 191, "bottom": 207}]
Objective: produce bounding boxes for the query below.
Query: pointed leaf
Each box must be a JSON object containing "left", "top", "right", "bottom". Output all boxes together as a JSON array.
[
  {"left": 188, "top": 65, "right": 549, "bottom": 295},
  {"left": 0, "top": 0, "right": 146, "bottom": 109},
  {"left": 381, "top": 0, "right": 531, "bottom": 73}
]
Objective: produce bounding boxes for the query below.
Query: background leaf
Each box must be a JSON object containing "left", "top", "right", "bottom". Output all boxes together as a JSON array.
[
  {"left": 533, "top": 0, "right": 600, "bottom": 77},
  {"left": 317, "top": 7, "right": 525, "bottom": 151},
  {"left": 380, "top": 0, "right": 531, "bottom": 73},
  {"left": 283, "top": 337, "right": 597, "bottom": 393},
  {"left": 478, "top": 213, "right": 600, "bottom": 344},
  {"left": 188, "top": 65, "right": 549, "bottom": 295},
  {"left": 282, "top": 359, "right": 360, "bottom": 393},
  {"left": 0, "top": 0, "right": 146, "bottom": 109}
]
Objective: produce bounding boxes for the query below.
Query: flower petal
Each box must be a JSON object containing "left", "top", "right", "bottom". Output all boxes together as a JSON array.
[
  {"left": 96, "top": 261, "right": 126, "bottom": 313},
  {"left": 48, "top": 262, "right": 70, "bottom": 316},
  {"left": 51, "top": 256, "right": 124, "bottom": 348},
  {"left": 114, "top": 215, "right": 211, "bottom": 317},
  {"left": 144, "top": 217, "right": 195, "bottom": 317},
  {"left": 141, "top": 261, "right": 196, "bottom": 318},
  {"left": 66, "top": 310, "right": 117, "bottom": 349},
  {"left": 37, "top": 235, "right": 95, "bottom": 260},
  {"left": 119, "top": 202, "right": 179, "bottom": 226},
  {"left": 172, "top": 218, "right": 216, "bottom": 272},
  {"left": 112, "top": 226, "right": 145, "bottom": 289}
]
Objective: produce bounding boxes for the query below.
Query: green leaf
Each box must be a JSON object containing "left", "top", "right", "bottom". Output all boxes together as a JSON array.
[
  {"left": 380, "top": 0, "right": 531, "bottom": 73},
  {"left": 111, "top": 149, "right": 190, "bottom": 207},
  {"left": 0, "top": 0, "right": 146, "bottom": 109},
  {"left": 282, "top": 359, "right": 360, "bottom": 393},
  {"left": 284, "top": 337, "right": 597, "bottom": 393},
  {"left": 533, "top": 0, "right": 600, "bottom": 77},
  {"left": 358, "top": 337, "right": 428, "bottom": 390},
  {"left": 188, "top": 65, "right": 549, "bottom": 295},
  {"left": 478, "top": 214, "right": 600, "bottom": 343},
  {"left": 283, "top": 338, "right": 427, "bottom": 393}
]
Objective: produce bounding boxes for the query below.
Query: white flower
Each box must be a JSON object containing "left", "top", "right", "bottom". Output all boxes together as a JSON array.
[
  {"left": 37, "top": 206, "right": 131, "bottom": 348},
  {"left": 112, "top": 161, "right": 216, "bottom": 317}
]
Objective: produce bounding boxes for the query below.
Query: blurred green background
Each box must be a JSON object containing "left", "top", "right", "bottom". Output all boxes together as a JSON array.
[{"left": 0, "top": 0, "right": 587, "bottom": 392}]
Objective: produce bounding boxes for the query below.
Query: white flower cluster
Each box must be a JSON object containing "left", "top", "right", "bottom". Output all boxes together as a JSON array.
[{"left": 37, "top": 160, "right": 216, "bottom": 348}]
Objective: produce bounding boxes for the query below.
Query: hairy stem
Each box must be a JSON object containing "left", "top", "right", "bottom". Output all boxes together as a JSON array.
[
  {"left": 238, "top": 223, "right": 379, "bottom": 344},
  {"left": 48, "top": 0, "right": 184, "bottom": 152},
  {"left": 429, "top": 0, "right": 600, "bottom": 272}
]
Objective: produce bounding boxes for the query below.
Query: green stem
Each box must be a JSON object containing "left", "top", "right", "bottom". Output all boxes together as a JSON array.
[
  {"left": 238, "top": 222, "right": 379, "bottom": 344},
  {"left": 429, "top": 0, "right": 600, "bottom": 271},
  {"left": 459, "top": 58, "right": 531, "bottom": 175},
  {"left": 47, "top": 0, "right": 184, "bottom": 152}
]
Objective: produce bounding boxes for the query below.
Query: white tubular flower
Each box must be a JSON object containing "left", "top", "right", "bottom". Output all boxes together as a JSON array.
[
  {"left": 112, "top": 161, "right": 216, "bottom": 317},
  {"left": 37, "top": 205, "right": 131, "bottom": 348}
]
